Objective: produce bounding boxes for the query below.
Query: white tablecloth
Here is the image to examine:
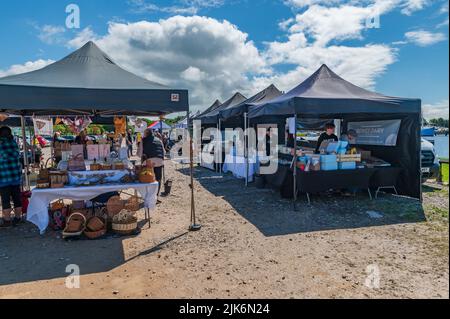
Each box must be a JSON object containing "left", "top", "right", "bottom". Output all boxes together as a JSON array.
[
  {"left": 223, "top": 154, "right": 257, "bottom": 182},
  {"left": 27, "top": 183, "right": 159, "bottom": 234}
]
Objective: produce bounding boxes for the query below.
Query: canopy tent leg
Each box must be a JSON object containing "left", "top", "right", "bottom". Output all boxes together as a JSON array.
[
  {"left": 218, "top": 119, "right": 222, "bottom": 174},
  {"left": 293, "top": 114, "right": 298, "bottom": 211},
  {"left": 245, "top": 112, "right": 249, "bottom": 187},
  {"left": 21, "top": 115, "right": 31, "bottom": 191},
  {"left": 188, "top": 111, "right": 201, "bottom": 231}
]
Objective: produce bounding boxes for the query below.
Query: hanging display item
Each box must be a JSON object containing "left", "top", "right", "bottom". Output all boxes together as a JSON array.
[
  {"left": 114, "top": 116, "right": 127, "bottom": 137},
  {"left": 62, "top": 116, "right": 92, "bottom": 135},
  {"left": 33, "top": 116, "right": 53, "bottom": 136}
]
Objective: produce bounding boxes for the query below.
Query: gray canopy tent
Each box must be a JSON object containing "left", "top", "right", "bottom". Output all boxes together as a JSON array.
[
  {"left": 249, "top": 64, "right": 422, "bottom": 200},
  {"left": 193, "top": 99, "right": 222, "bottom": 120},
  {"left": 0, "top": 41, "right": 200, "bottom": 230},
  {"left": 198, "top": 92, "right": 247, "bottom": 126}
]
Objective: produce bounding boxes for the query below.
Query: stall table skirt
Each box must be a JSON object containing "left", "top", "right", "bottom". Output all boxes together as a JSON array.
[
  {"left": 27, "top": 182, "right": 159, "bottom": 234},
  {"left": 223, "top": 154, "right": 257, "bottom": 182}
]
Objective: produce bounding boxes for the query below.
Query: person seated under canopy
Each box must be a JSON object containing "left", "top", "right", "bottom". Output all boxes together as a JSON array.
[{"left": 315, "top": 123, "right": 339, "bottom": 154}]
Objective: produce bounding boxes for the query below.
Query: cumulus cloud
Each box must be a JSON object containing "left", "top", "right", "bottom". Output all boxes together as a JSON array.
[
  {"left": 262, "top": 44, "right": 396, "bottom": 91},
  {"left": 33, "top": 24, "right": 66, "bottom": 45},
  {"left": 67, "top": 16, "right": 269, "bottom": 110},
  {"left": 0, "top": 59, "right": 54, "bottom": 78},
  {"left": 423, "top": 99, "right": 449, "bottom": 119},
  {"left": 284, "top": 0, "right": 430, "bottom": 16},
  {"left": 66, "top": 27, "right": 98, "bottom": 49},
  {"left": 405, "top": 30, "right": 447, "bottom": 46},
  {"left": 129, "top": 0, "right": 225, "bottom": 15},
  {"left": 265, "top": 1, "right": 398, "bottom": 91}
]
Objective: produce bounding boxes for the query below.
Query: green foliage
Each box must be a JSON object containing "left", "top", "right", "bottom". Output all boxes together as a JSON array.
[{"left": 428, "top": 118, "right": 449, "bottom": 128}]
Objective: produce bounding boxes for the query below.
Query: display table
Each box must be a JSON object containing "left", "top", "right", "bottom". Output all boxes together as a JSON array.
[
  {"left": 27, "top": 182, "right": 159, "bottom": 234},
  {"left": 223, "top": 154, "right": 257, "bottom": 182},
  {"left": 265, "top": 165, "right": 381, "bottom": 203},
  {"left": 296, "top": 168, "right": 376, "bottom": 203}
]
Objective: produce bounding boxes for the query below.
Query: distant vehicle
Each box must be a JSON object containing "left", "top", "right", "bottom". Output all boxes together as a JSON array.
[
  {"left": 421, "top": 127, "right": 436, "bottom": 137},
  {"left": 60, "top": 135, "right": 76, "bottom": 142},
  {"left": 421, "top": 138, "right": 440, "bottom": 181}
]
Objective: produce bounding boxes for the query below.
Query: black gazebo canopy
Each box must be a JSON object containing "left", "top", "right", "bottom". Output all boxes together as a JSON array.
[
  {"left": 198, "top": 92, "right": 247, "bottom": 125},
  {"left": 249, "top": 65, "right": 422, "bottom": 199},
  {"left": 0, "top": 41, "right": 189, "bottom": 116}
]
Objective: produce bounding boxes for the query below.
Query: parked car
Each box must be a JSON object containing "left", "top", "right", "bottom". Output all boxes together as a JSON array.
[{"left": 421, "top": 138, "right": 440, "bottom": 181}]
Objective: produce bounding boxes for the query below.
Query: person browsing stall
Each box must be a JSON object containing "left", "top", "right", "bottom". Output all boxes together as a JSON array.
[
  {"left": 138, "top": 129, "right": 165, "bottom": 196},
  {"left": 315, "top": 123, "right": 339, "bottom": 154},
  {"left": 0, "top": 127, "right": 23, "bottom": 228}
]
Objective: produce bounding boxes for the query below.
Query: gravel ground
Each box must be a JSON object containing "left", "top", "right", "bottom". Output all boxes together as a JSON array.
[{"left": 0, "top": 160, "right": 448, "bottom": 299}]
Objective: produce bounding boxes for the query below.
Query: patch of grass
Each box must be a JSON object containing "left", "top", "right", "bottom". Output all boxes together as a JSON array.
[
  {"left": 431, "top": 206, "right": 449, "bottom": 219},
  {"left": 441, "top": 162, "right": 449, "bottom": 184}
]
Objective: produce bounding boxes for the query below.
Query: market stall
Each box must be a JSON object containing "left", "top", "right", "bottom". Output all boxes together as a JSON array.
[
  {"left": 249, "top": 64, "right": 422, "bottom": 201},
  {"left": 0, "top": 41, "right": 200, "bottom": 235}
]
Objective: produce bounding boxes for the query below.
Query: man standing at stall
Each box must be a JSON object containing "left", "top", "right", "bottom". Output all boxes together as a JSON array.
[
  {"left": 315, "top": 123, "right": 339, "bottom": 154},
  {"left": 139, "top": 129, "right": 165, "bottom": 197},
  {"left": 0, "top": 126, "right": 23, "bottom": 228}
]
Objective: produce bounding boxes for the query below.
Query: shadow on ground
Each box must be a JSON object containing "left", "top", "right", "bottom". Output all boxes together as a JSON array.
[
  {"left": 0, "top": 223, "right": 182, "bottom": 287},
  {"left": 181, "top": 166, "right": 426, "bottom": 237}
]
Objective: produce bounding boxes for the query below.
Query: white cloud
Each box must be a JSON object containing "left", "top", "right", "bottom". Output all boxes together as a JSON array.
[
  {"left": 263, "top": 44, "right": 396, "bottom": 91},
  {"left": 405, "top": 30, "right": 447, "bottom": 46},
  {"left": 128, "top": 0, "right": 225, "bottom": 15},
  {"left": 34, "top": 24, "right": 66, "bottom": 45},
  {"left": 423, "top": 99, "right": 449, "bottom": 119},
  {"left": 264, "top": 2, "right": 398, "bottom": 91},
  {"left": 0, "top": 59, "right": 54, "bottom": 78},
  {"left": 66, "top": 27, "right": 98, "bottom": 49},
  {"left": 400, "top": 0, "right": 429, "bottom": 15},
  {"left": 67, "top": 16, "right": 268, "bottom": 111},
  {"left": 284, "top": 0, "right": 430, "bottom": 16}
]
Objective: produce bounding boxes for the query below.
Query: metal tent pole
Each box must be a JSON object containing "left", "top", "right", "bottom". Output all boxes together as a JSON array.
[
  {"left": 244, "top": 112, "right": 249, "bottom": 187},
  {"left": 188, "top": 111, "right": 201, "bottom": 231},
  {"left": 293, "top": 114, "right": 298, "bottom": 210},
  {"left": 21, "top": 115, "right": 30, "bottom": 191},
  {"left": 160, "top": 117, "right": 166, "bottom": 184},
  {"left": 218, "top": 119, "right": 222, "bottom": 174}
]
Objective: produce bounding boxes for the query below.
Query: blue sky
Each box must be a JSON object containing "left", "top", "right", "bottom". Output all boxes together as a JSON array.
[{"left": 0, "top": 0, "right": 448, "bottom": 118}]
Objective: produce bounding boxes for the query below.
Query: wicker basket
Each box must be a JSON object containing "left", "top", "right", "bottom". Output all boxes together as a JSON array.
[
  {"left": 112, "top": 210, "right": 138, "bottom": 235},
  {"left": 84, "top": 212, "right": 107, "bottom": 239},
  {"left": 112, "top": 219, "right": 138, "bottom": 235},
  {"left": 62, "top": 213, "right": 86, "bottom": 238},
  {"left": 51, "top": 200, "right": 65, "bottom": 212},
  {"left": 114, "top": 163, "right": 125, "bottom": 170},
  {"left": 101, "top": 164, "right": 112, "bottom": 171},
  {"left": 90, "top": 163, "right": 102, "bottom": 171},
  {"left": 106, "top": 196, "right": 125, "bottom": 218},
  {"left": 124, "top": 196, "right": 141, "bottom": 212}
]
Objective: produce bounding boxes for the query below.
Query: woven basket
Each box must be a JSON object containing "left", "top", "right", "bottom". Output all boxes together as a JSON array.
[
  {"left": 51, "top": 200, "right": 65, "bottom": 212},
  {"left": 114, "top": 163, "right": 125, "bottom": 170},
  {"left": 84, "top": 210, "right": 107, "bottom": 239},
  {"left": 101, "top": 164, "right": 112, "bottom": 171},
  {"left": 112, "top": 219, "right": 138, "bottom": 235},
  {"left": 90, "top": 163, "right": 102, "bottom": 171},
  {"left": 62, "top": 213, "right": 86, "bottom": 238},
  {"left": 106, "top": 196, "right": 125, "bottom": 218},
  {"left": 112, "top": 210, "right": 138, "bottom": 235},
  {"left": 124, "top": 196, "right": 141, "bottom": 212}
]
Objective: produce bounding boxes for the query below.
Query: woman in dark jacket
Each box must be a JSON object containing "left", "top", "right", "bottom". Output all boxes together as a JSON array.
[{"left": 0, "top": 127, "right": 23, "bottom": 228}]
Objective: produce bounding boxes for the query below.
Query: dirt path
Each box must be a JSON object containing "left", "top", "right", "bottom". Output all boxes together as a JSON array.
[{"left": 0, "top": 161, "right": 448, "bottom": 299}]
